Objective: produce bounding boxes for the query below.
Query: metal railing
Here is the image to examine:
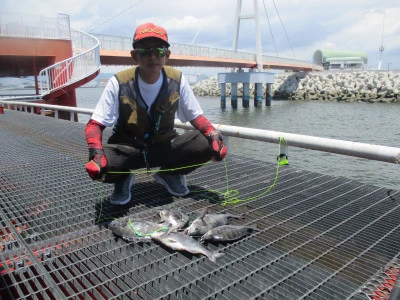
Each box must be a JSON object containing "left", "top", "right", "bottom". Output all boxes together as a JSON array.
[
  {"left": 0, "top": 12, "right": 71, "bottom": 39},
  {"left": 1, "top": 100, "right": 399, "bottom": 165},
  {"left": 38, "top": 28, "right": 100, "bottom": 96}
]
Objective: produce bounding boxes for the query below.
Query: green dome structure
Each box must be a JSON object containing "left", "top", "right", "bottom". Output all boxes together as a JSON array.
[{"left": 313, "top": 50, "right": 368, "bottom": 70}]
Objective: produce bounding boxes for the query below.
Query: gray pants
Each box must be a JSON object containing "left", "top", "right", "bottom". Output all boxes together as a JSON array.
[{"left": 103, "top": 131, "right": 211, "bottom": 183}]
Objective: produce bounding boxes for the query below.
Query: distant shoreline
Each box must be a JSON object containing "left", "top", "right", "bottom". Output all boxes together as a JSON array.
[{"left": 191, "top": 70, "right": 400, "bottom": 103}]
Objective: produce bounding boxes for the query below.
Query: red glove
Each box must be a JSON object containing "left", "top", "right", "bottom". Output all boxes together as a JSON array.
[
  {"left": 207, "top": 130, "right": 227, "bottom": 161},
  {"left": 86, "top": 148, "right": 107, "bottom": 180},
  {"left": 85, "top": 119, "right": 107, "bottom": 180},
  {"left": 191, "top": 115, "right": 227, "bottom": 161}
]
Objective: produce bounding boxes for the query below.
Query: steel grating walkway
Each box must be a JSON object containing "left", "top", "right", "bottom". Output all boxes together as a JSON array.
[{"left": 1, "top": 110, "right": 400, "bottom": 300}]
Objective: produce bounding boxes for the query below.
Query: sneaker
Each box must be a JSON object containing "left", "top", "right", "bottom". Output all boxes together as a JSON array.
[
  {"left": 110, "top": 174, "right": 135, "bottom": 205},
  {"left": 153, "top": 173, "right": 189, "bottom": 197}
]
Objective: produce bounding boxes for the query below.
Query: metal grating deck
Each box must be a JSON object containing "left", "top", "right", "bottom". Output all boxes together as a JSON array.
[{"left": 1, "top": 110, "right": 400, "bottom": 300}]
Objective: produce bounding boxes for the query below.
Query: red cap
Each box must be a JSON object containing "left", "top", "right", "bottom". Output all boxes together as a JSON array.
[{"left": 132, "top": 23, "right": 170, "bottom": 47}]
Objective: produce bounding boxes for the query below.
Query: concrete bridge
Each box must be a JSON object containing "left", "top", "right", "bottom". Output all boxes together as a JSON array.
[{"left": 94, "top": 34, "right": 321, "bottom": 71}]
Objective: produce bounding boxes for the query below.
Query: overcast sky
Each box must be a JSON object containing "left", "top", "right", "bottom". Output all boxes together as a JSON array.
[{"left": 4, "top": 0, "right": 400, "bottom": 72}]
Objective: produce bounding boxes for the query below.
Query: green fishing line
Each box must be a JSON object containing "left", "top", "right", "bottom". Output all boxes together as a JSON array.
[
  {"left": 96, "top": 138, "right": 287, "bottom": 222},
  {"left": 127, "top": 218, "right": 168, "bottom": 237}
]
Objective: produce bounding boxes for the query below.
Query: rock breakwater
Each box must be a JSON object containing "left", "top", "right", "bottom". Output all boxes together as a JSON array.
[{"left": 191, "top": 71, "right": 400, "bottom": 103}]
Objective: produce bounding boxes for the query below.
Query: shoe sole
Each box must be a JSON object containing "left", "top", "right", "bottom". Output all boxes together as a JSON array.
[
  {"left": 153, "top": 173, "right": 189, "bottom": 197},
  {"left": 110, "top": 175, "right": 135, "bottom": 205},
  {"left": 110, "top": 197, "right": 131, "bottom": 205}
]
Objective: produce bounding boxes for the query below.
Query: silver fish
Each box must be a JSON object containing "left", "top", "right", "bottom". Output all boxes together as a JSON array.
[
  {"left": 200, "top": 225, "right": 260, "bottom": 242},
  {"left": 184, "top": 209, "right": 245, "bottom": 236},
  {"left": 159, "top": 209, "right": 189, "bottom": 234},
  {"left": 151, "top": 231, "right": 224, "bottom": 262},
  {"left": 109, "top": 216, "right": 168, "bottom": 241}
]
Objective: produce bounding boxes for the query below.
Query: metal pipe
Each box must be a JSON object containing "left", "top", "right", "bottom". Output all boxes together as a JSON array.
[{"left": 175, "top": 121, "right": 400, "bottom": 164}]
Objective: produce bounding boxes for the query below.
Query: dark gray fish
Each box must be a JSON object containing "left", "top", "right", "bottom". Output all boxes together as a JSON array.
[
  {"left": 151, "top": 231, "right": 224, "bottom": 262},
  {"left": 159, "top": 209, "right": 189, "bottom": 234},
  {"left": 184, "top": 209, "right": 245, "bottom": 236},
  {"left": 200, "top": 225, "right": 260, "bottom": 242},
  {"left": 109, "top": 216, "right": 168, "bottom": 241}
]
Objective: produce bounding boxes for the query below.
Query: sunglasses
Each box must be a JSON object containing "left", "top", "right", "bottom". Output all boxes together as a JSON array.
[{"left": 136, "top": 47, "right": 167, "bottom": 58}]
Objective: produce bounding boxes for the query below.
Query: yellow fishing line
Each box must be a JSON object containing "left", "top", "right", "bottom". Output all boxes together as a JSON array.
[{"left": 107, "top": 161, "right": 212, "bottom": 175}]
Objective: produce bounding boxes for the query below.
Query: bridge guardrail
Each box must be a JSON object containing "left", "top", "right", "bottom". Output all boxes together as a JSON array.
[
  {"left": 0, "top": 12, "right": 71, "bottom": 39},
  {"left": 38, "top": 28, "right": 100, "bottom": 96}
]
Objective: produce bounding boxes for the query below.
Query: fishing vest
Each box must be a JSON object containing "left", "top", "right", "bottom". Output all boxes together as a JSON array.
[{"left": 108, "top": 66, "right": 181, "bottom": 148}]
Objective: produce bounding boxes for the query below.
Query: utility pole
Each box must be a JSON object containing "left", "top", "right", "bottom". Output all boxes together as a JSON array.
[
  {"left": 232, "top": 0, "right": 263, "bottom": 71},
  {"left": 378, "top": 12, "right": 385, "bottom": 70}
]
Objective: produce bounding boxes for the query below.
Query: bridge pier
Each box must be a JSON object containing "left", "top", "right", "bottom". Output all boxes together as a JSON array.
[
  {"left": 218, "top": 69, "right": 274, "bottom": 109},
  {"left": 266, "top": 83, "right": 272, "bottom": 106},
  {"left": 243, "top": 82, "right": 250, "bottom": 108},
  {"left": 220, "top": 83, "right": 226, "bottom": 109},
  {"left": 254, "top": 82, "right": 263, "bottom": 107},
  {"left": 231, "top": 83, "right": 238, "bottom": 109}
]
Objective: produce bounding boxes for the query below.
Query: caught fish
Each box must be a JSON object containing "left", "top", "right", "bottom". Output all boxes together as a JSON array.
[
  {"left": 200, "top": 225, "right": 260, "bottom": 242},
  {"left": 109, "top": 216, "right": 168, "bottom": 241},
  {"left": 151, "top": 231, "right": 224, "bottom": 262},
  {"left": 159, "top": 209, "right": 189, "bottom": 234},
  {"left": 184, "top": 209, "right": 245, "bottom": 236}
]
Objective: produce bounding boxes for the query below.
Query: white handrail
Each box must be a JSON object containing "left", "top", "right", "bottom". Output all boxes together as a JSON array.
[
  {"left": 1, "top": 100, "right": 399, "bottom": 165},
  {"left": 0, "top": 12, "right": 71, "bottom": 39},
  {"left": 38, "top": 28, "right": 100, "bottom": 96}
]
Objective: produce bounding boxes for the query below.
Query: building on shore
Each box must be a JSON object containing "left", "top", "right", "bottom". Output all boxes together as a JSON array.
[{"left": 313, "top": 50, "right": 368, "bottom": 70}]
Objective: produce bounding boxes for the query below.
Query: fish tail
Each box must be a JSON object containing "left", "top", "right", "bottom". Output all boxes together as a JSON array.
[
  {"left": 228, "top": 213, "right": 245, "bottom": 219},
  {"left": 166, "top": 224, "right": 179, "bottom": 234},
  {"left": 210, "top": 252, "right": 224, "bottom": 263},
  {"left": 249, "top": 226, "right": 261, "bottom": 232}
]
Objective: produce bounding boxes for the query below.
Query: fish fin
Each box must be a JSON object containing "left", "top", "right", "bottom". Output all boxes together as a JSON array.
[
  {"left": 210, "top": 252, "right": 224, "bottom": 263},
  {"left": 122, "top": 235, "right": 150, "bottom": 242},
  {"left": 165, "top": 237, "right": 179, "bottom": 244},
  {"left": 198, "top": 208, "right": 208, "bottom": 221}
]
